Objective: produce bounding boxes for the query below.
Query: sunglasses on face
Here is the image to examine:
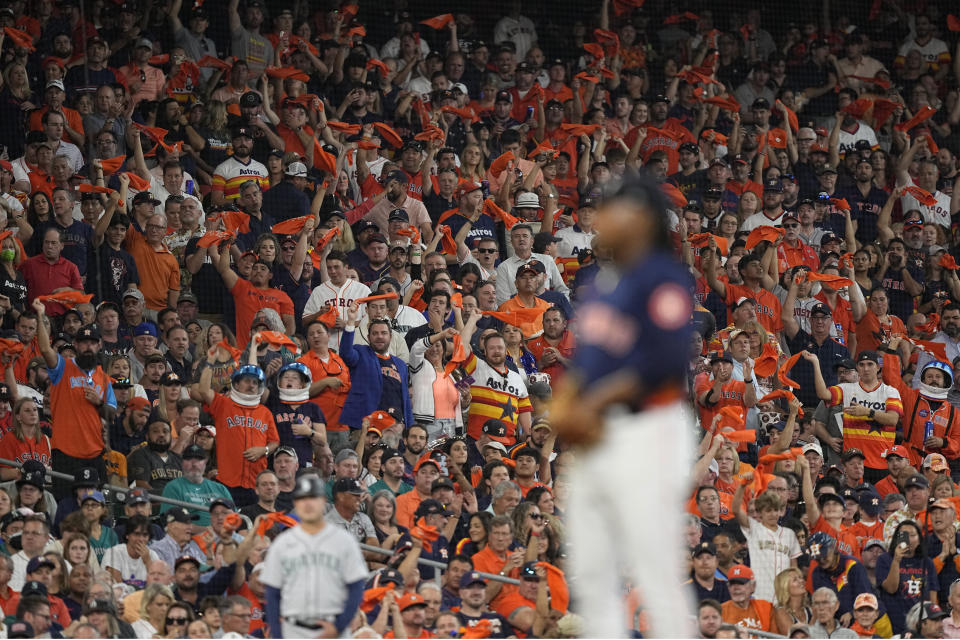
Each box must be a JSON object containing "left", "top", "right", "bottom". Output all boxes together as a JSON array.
[
  {"left": 166, "top": 617, "right": 188, "bottom": 625},
  {"left": 477, "top": 248, "right": 497, "bottom": 254}
]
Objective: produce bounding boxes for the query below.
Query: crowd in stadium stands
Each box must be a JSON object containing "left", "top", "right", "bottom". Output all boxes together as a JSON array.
[{"left": 0, "top": 0, "right": 957, "bottom": 636}]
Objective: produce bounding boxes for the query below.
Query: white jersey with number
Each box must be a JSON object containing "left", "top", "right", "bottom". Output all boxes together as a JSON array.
[
  {"left": 898, "top": 176, "right": 952, "bottom": 228},
  {"left": 740, "top": 519, "right": 801, "bottom": 602},
  {"left": 260, "top": 523, "right": 368, "bottom": 619},
  {"left": 303, "top": 279, "right": 370, "bottom": 351}
]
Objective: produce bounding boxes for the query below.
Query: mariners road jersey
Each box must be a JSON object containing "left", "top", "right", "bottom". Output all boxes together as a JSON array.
[
  {"left": 48, "top": 355, "right": 116, "bottom": 458},
  {"left": 259, "top": 524, "right": 368, "bottom": 618},
  {"left": 208, "top": 393, "right": 279, "bottom": 489},
  {"left": 828, "top": 381, "right": 903, "bottom": 469},
  {"left": 212, "top": 156, "right": 269, "bottom": 201},
  {"left": 463, "top": 353, "right": 532, "bottom": 443}
]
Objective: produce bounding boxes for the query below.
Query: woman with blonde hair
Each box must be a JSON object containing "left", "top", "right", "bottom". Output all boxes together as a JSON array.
[
  {"left": 133, "top": 583, "right": 176, "bottom": 638},
  {"left": 737, "top": 191, "right": 761, "bottom": 224},
  {"left": 0, "top": 397, "right": 51, "bottom": 480},
  {"left": 0, "top": 62, "right": 33, "bottom": 157},
  {"left": 184, "top": 99, "right": 231, "bottom": 178},
  {"left": 773, "top": 567, "right": 812, "bottom": 631},
  {"left": 460, "top": 143, "right": 486, "bottom": 183},
  {"left": 931, "top": 474, "right": 956, "bottom": 499}
]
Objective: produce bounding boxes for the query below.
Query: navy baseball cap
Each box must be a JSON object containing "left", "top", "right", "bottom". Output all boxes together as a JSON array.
[{"left": 460, "top": 571, "right": 487, "bottom": 588}]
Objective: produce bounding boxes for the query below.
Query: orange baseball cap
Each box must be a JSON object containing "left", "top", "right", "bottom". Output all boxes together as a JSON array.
[
  {"left": 881, "top": 445, "right": 909, "bottom": 459},
  {"left": 396, "top": 593, "right": 427, "bottom": 611},
  {"left": 728, "top": 564, "right": 754, "bottom": 583},
  {"left": 413, "top": 456, "right": 441, "bottom": 473},
  {"left": 127, "top": 397, "right": 152, "bottom": 413}
]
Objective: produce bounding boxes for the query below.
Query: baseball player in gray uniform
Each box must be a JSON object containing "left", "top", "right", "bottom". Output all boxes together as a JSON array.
[{"left": 262, "top": 475, "right": 368, "bottom": 638}]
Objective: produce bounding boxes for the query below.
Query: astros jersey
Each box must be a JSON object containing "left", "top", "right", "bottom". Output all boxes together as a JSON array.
[
  {"left": 211, "top": 156, "right": 269, "bottom": 201},
  {"left": 259, "top": 523, "right": 368, "bottom": 619},
  {"left": 47, "top": 355, "right": 116, "bottom": 458},
  {"left": 208, "top": 393, "right": 280, "bottom": 489},
  {"left": 828, "top": 382, "right": 904, "bottom": 469},
  {"left": 463, "top": 353, "right": 532, "bottom": 444},
  {"left": 302, "top": 279, "right": 371, "bottom": 351}
]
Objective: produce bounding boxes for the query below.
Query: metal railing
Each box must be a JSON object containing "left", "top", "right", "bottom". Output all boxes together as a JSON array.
[
  {"left": 735, "top": 625, "right": 788, "bottom": 638},
  {"left": 358, "top": 542, "right": 521, "bottom": 585},
  {"left": 0, "top": 457, "right": 210, "bottom": 512}
]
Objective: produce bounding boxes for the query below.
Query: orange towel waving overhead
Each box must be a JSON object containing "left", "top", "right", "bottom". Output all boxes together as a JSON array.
[
  {"left": 213, "top": 209, "right": 251, "bottom": 234},
  {"left": 948, "top": 14, "right": 960, "bottom": 31},
  {"left": 830, "top": 198, "right": 851, "bottom": 211},
  {"left": 257, "top": 511, "right": 298, "bottom": 538},
  {"left": 703, "top": 95, "right": 741, "bottom": 112},
  {"left": 778, "top": 352, "right": 803, "bottom": 389},
  {"left": 197, "top": 55, "right": 232, "bottom": 70},
  {"left": 722, "top": 430, "right": 757, "bottom": 443},
  {"left": 915, "top": 313, "right": 940, "bottom": 335},
  {"left": 409, "top": 517, "right": 440, "bottom": 551},
  {"left": 372, "top": 122, "right": 403, "bottom": 148},
  {"left": 443, "top": 334, "right": 468, "bottom": 377},
  {"left": 716, "top": 405, "right": 746, "bottom": 432},
  {"left": 148, "top": 54, "right": 169, "bottom": 65},
  {"left": 437, "top": 225, "right": 457, "bottom": 255},
  {"left": 215, "top": 340, "right": 242, "bottom": 364},
  {"left": 196, "top": 230, "right": 235, "bottom": 248},
  {"left": 314, "top": 305, "right": 339, "bottom": 329},
  {"left": 483, "top": 308, "right": 547, "bottom": 329},
  {"left": 842, "top": 98, "right": 873, "bottom": 121},
  {"left": 354, "top": 292, "right": 400, "bottom": 305},
  {"left": 753, "top": 342, "right": 780, "bottom": 378},
  {"left": 326, "top": 121, "right": 362, "bottom": 135},
  {"left": 77, "top": 184, "right": 115, "bottom": 196},
  {"left": 758, "top": 448, "right": 804, "bottom": 467},
  {"left": 361, "top": 586, "right": 392, "bottom": 613},
  {"left": 313, "top": 226, "right": 341, "bottom": 252},
  {"left": 315, "top": 147, "right": 338, "bottom": 175},
  {"left": 132, "top": 122, "right": 170, "bottom": 144},
  {"left": 271, "top": 215, "right": 313, "bottom": 235},
  {"left": 904, "top": 185, "right": 937, "bottom": 207},
  {"left": 663, "top": 11, "right": 699, "bottom": 23},
  {"left": 125, "top": 172, "right": 151, "bottom": 191},
  {"left": 255, "top": 331, "right": 300, "bottom": 353},
  {"left": 98, "top": 155, "right": 126, "bottom": 175},
  {"left": 559, "top": 123, "right": 603, "bottom": 136},
  {"left": 488, "top": 151, "right": 516, "bottom": 178},
  {"left": 37, "top": 291, "right": 93, "bottom": 309},
  {"left": 0, "top": 338, "right": 24, "bottom": 359},
  {"left": 420, "top": 13, "right": 454, "bottom": 29},
  {"left": 688, "top": 233, "right": 728, "bottom": 256},
  {"left": 366, "top": 59, "right": 390, "bottom": 75},
  {"left": 940, "top": 254, "right": 959, "bottom": 271},
  {"left": 745, "top": 225, "right": 785, "bottom": 250},
  {"left": 483, "top": 200, "right": 521, "bottom": 229},
  {"left": 344, "top": 25, "right": 366, "bottom": 39},
  {"left": 3, "top": 28, "right": 35, "bottom": 52},
  {"left": 394, "top": 225, "right": 421, "bottom": 244},
  {"left": 414, "top": 125, "right": 446, "bottom": 142},
  {"left": 907, "top": 338, "right": 949, "bottom": 363},
  {"left": 895, "top": 105, "right": 937, "bottom": 132},
  {"left": 660, "top": 182, "right": 688, "bottom": 210},
  {"left": 528, "top": 141, "right": 557, "bottom": 160},
  {"left": 440, "top": 105, "right": 478, "bottom": 122},
  {"left": 806, "top": 272, "right": 853, "bottom": 289},
  {"left": 776, "top": 100, "right": 798, "bottom": 133},
  {"left": 758, "top": 390, "right": 804, "bottom": 417}
]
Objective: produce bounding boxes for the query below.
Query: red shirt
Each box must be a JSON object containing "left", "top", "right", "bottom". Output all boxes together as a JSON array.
[
  {"left": 229, "top": 279, "right": 294, "bottom": 348},
  {"left": 526, "top": 330, "right": 576, "bottom": 385},
  {"left": 18, "top": 255, "right": 83, "bottom": 316}
]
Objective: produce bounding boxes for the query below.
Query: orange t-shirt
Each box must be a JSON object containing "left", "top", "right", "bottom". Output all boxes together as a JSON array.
[
  {"left": 811, "top": 515, "right": 862, "bottom": 558},
  {"left": 27, "top": 106, "right": 84, "bottom": 140},
  {"left": 123, "top": 225, "right": 180, "bottom": 311},
  {"left": 208, "top": 393, "right": 279, "bottom": 489},
  {"left": 3, "top": 593, "right": 72, "bottom": 628},
  {"left": 0, "top": 430, "right": 51, "bottom": 469},
  {"left": 854, "top": 310, "right": 905, "bottom": 355},
  {"left": 815, "top": 292, "right": 854, "bottom": 346},
  {"left": 694, "top": 374, "right": 748, "bottom": 428},
  {"left": 721, "top": 598, "right": 777, "bottom": 634},
  {"left": 724, "top": 283, "right": 782, "bottom": 334},
  {"left": 385, "top": 630, "right": 434, "bottom": 639},
  {"left": 229, "top": 278, "right": 294, "bottom": 347},
  {"left": 297, "top": 350, "right": 351, "bottom": 431},
  {"left": 49, "top": 357, "right": 113, "bottom": 458},
  {"left": 395, "top": 489, "right": 427, "bottom": 530},
  {"left": 526, "top": 331, "right": 576, "bottom": 385},
  {"left": 472, "top": 546, "right": 519, "bottom": 609},
  {"left": 229, "top": 583, "right": 265, "bottom": 635},
  {"left": 494, "top": 591, "right": 536, "bottom": 621}
]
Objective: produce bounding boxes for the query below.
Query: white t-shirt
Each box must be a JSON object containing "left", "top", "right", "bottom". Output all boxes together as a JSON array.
[
  {"left": 898, "top": 38, "right": 951, "bottom": 69},
  {"left": 837, "top": 122, "right": 878, "bottom": 157},
  {"left": 554, "top": 225, "right": 596, "bottom": 259},
  {"left": 102, "top": 543, "right": 161, "bottom": 588},
  {"left": 740, "top": 211, "right": 785, "bottom": 232},
  {"left": 741, "top": 518, "right": 801, "bottom": 602},
  {"left": 898, "top": 175, "right": 952, "bottom": 227}
]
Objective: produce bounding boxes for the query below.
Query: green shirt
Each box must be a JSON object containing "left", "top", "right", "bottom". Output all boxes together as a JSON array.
[
  {"left": 159, "top": 477, "right": 233, "bottom": 527},
  {"left": 89, "top": 525, "right": 119, "bottom": 563},
  {"left": 368, "top": 479, "right": 413, "bottom": 498}
]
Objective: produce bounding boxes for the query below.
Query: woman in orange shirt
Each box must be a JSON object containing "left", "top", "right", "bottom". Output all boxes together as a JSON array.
[
  {"left": 297, "top": 319, "right": 351, "bottom": 450},
  {"left": 0, "top": 398, "right": 51, "bottom": 480},
  {"left": 855, "top": 286, "right": 906, "bottom": 355}
]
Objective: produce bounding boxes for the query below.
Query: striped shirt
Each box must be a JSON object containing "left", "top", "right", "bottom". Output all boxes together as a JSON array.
[
  {"left": 741, "top": 518, "right": 801, "bottom": 602},
  {"left": 828, "top": 381, "right": 904, "bottom": 469},
  {"left": 211, "top": 156, "right": 269, "bottom": 200},
  {"left": 464, "top": 353, "right": 532, "bottom": 444}
]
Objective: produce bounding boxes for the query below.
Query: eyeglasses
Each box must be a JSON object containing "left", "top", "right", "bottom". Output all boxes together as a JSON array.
[
  {"left": 477, "top": 248, "right": 497, "bottom": 254},
  {"left": 166, "top": 617, "right": 188, "bottom": 625},
  {"left": 529, "top": 513, "right": 545, "bottom": 520},
  {"left": 282, "top": 245, "right": 296, "bottom": 251},
  {"left": 783, "top": 223, "right": 799, "bottom": 228}
]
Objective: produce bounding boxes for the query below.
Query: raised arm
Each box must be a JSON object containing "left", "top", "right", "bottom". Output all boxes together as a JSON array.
[
  {"left": 781, "top": 272, "right": 802, "bottom": 339},
  {"left": 211, "top": 239, "right": 239, "bottom": 290},
  {"left": 800, "top": 350, "right": 831, "bottom": 401},
  {"left": 31, "top": 300, "right": 58, "bottom": 368}
]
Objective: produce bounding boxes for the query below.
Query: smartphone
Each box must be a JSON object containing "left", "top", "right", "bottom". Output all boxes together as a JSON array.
[
  {"left": 526, "top": 106, "right": 534, "bottom": 120},
  {"left": 481, "top": 179, "right": 489, "bottom": 199}
]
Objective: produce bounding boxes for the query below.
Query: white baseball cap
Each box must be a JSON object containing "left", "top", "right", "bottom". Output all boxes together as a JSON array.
[
  {"left": 802, "top": 442, "right": 823, "bottom": 458},
  {"left": 285, "top": 161, "right": 308, "bottom": 178}
]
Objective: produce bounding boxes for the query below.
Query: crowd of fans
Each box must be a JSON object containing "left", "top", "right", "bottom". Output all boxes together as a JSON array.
[{"left": 0, "top": 0, "right": 956, "bottom": 637}]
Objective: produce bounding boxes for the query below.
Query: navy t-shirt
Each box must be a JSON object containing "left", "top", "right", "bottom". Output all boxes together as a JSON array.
[
  {"left": 377, "top": 355, "right": 404, "bottom": 417},
  {"left": 266, "top": 395, "right": 325, "bottom": 467},
  {"left": 875, "top": 552, "right": 939, "bottom": 634}
]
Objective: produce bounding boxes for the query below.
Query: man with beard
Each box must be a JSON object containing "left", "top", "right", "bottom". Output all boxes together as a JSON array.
[
  {"left": 110, "top": 396, "right": 151, "bottom": 455},
  {"left": 126, "top": 419, "right": 183, "bottom": 493},
  {"left": 339, "top": 303, "right": 415, "bottom": 431},
  {"left": 637, "top": 95, "right": 695, "bottom": 174},
  {"left": 741, "top": 179, "right": 786, "bottom": 231},
  {"left": 837, "top": 158, "right": 886, "bottom": 245},
  {"left": 272, "top": 447, "right": 299, "bottom": 511},
  {"left": 369, "top": 448, "right": 412, "bottom": 497},
  {"left": 210, "top": 126, "right": 269, "bottom": 205},
  {"left": 527, "top": 307, "right": 575, "bottom": 385},
  {"left": 226, "top": 0, "right": 273, "bottom": 79},
  {"left": 399, "top": 425, "right": 428, "bottom": 480},
  {"left": 456, "top": 572, "right": 512, "bottom": 638},
  {"left": 913, "top": 306, "right": 960, "bottom": 376},
  {"left": 160, "top": 444, "right": 231, "bottom": 527},
  {"left": 364, "top": 171, "right": 434, "bottom": 242},
  {"left": 33, "top": 302, "right": 116, "bottom": 499}
]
